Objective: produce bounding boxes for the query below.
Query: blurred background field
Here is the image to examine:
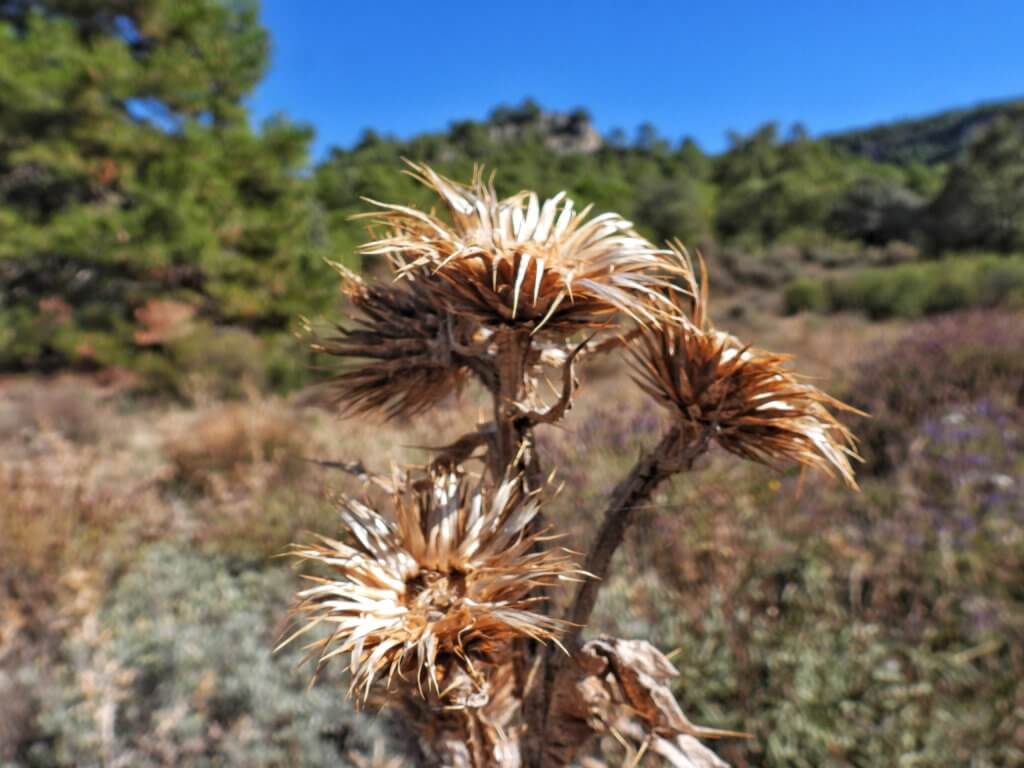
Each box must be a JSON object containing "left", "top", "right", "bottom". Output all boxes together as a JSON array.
[
  {"left": 2, "top": 1, "right": 1023, "bottom": 766},
  {"left": 3, "top": 309, "right": 1022, "bottom": 766}
]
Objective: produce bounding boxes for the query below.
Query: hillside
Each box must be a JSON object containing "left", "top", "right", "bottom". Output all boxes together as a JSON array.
[
  {"left": 828, "top": 97, "right": 1024, "bottom": 165},
  {"left": 2, "top": 0, "right": 1022, "bottom": 390}
]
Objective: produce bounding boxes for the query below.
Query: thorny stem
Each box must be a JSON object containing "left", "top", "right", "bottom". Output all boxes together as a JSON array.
[
  {"left": 511, "top": 336, "right": 587, "bottom": 426},
  {"left": 578, "top": 326, "right": 644, "bottom": 362},
  {"left": 523, "top": 424, "right": 713, "bottom": 768},
  {"left": 566, "top": 424, "right": 712, "bottom": 639},
  {"left": 490, "top": 326, "right": 540, "bottom": 486}
]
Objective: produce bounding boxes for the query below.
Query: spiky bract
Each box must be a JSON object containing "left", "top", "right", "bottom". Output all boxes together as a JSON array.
[
  {"left": 313, "top": 265, "right": 472, "bottom": 419},
  {"left": 280, "top": 470, "right": 579, "bottom": 701},
  {"left": 357, "top": 162, "right": 688, "bottom": 333},
  {"left": 631, "top": 246, "right": 860, "bottom": 486}
]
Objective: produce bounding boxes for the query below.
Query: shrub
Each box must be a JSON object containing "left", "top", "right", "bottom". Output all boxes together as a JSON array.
[
  {"left": 164, "top": 401, "right": 306, "bottom": 490},
  {"left": 782, "top": 278, "right": 829, "bottom": 314},
  {"left": 976, "top": 258, "right": 1024, "bottom": 307},
  {"left": 0, "top": 429, "right": 163, "bottom": 642},
  {"left": 842, "top": 310, "right": 1024, "bottom": 474},
  {"left": 783, "top": 254, "right": 1024, "bottom": 318},
  {"left": 801, "top": 239, "right": 864, "bottom": 270},
  {"left": 826, "top": 174, "right": 924, "bottom": 245},
  {"left": 160, "top": 398, "right": 341, "bottom": 557},
  {"left": 27, "top": 545, "right": 384, "bottom": 767},
  {"left": 132, "top": 325, "right": 318, "bottom": 400},
  {"left": 880, "top": 240, "right": 921, "bottom": 266}
]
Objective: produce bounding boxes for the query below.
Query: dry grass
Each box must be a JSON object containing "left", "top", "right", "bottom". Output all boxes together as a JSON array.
[
  {"left": 0, "top": 375, "right": 103, "bottom": 444},
  {"left": 3, "top": 309, "right": 1020, "bottom": 765},
  {"left": 722, "top": 307, "right": 908, "bottom": 384},
  {"left": 164, "top": 400, "right": 308, "bottom": 490},
  {"left": 0, "top": 367, "right": 490, "bottom": 758},
  {"left": 0, "top": 383, "right": 168, "bottom": 667},
  {"left": 0, "top": 312, "right": 894, "bottom": 647},
  {"left": 0, "top": 373, "right": 486, "bottom": 626}
]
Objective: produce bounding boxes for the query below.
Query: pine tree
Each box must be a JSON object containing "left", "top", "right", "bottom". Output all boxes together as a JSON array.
[
  {"left": 928, "top": 116, "right": 1024, "bottom": 253},
  {"left": 0, "top": 0, "right": 332, "bottom": 385}
]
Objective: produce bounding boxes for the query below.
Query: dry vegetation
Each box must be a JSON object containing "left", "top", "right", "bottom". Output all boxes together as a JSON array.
[
  {"left": 2, "top": 158, "right": 1022, "bottom": 766},
  {"left": 2, "top": 304, "right": 1023, "bottom": 765}
]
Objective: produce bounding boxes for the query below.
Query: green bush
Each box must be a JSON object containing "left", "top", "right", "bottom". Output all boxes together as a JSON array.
[
  {"left": 27, "top": 545, "right": 385, "bottom": 767},
  {"left": 127, "top": 324, "right": 317, "bottom": 399},
  {"left": 782, "top": 278, "right": 829, "bottom": 314},
  {"left": 783, "top": 254, "right": 1024, "bottom": 318},
  {"left": 975, "top": 258, "right": 1024, "bottom": 307}
]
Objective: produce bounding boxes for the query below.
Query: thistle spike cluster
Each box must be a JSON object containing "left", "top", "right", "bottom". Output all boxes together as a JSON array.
[
  {"left": 630, "top": 245, "right": 861, "bottom": 486},
  {"left": 357, "top": 162, "right": 689, "bottom": 333},
  {"left": 312, "top": 264, "right": 473, "bottom": 419},
  {"left": 279, "top": 470, "right": 581, "bottom": 702},
  {"left": 288, "top": 164, "right": 863, "bottom": 766}
]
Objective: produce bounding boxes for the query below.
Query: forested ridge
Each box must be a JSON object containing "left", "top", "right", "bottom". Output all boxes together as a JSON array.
[{"left": 3, "top": 0, "right": 1023, "bottom": 390}]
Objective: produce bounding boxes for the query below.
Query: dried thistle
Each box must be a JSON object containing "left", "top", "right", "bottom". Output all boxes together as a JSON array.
[
  {"left": 312, "top": 264, "right": 473, "bottom": 419},
  {"left": 357, "top": 162, "right": 688, "bottom": 333},
  {"left": 289, "top": 166, "right": 863, "bottom": 766},
  {"left": 629, "top": 245, "right": 861, "bottom": 486},
  {"left": 394, "top": 656, "right": 524, "bottom": 766},
  {"left": 279, "top": 469, "right": 580, "bottom": 702}
]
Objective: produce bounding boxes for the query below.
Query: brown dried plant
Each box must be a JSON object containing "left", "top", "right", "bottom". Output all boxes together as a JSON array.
[
  {"left": 313, "top": 264, "right": 474, "bottom": 419},
  {"left": 357, "top": 162, "right": 688, "bottom": 333},
  {"left": 279, "top": 469, "right": 580, "bottom": 702},
  {"left": 285, "top": 165, "right": 861, "bottom": 767},
  {"left": 629, "top": 245, "right": 861, "bottom": 487}
]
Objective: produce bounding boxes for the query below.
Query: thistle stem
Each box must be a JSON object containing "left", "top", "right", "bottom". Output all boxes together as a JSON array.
[
  {"left": 558, "top": 426, "right": 708, "bottom": 662},
  {"left": 492, "top": 328, "right": 526, "bottom": 459},
  {"left": 565, "top": 425, "right": 695, "bottom": 637},
  {"left": 523, "top": 425, "right": 711, "bottom": 768}
]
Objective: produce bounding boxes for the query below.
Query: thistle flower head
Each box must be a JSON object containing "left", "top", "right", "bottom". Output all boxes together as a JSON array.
[
  {"left": 357, "top": 162, "right": 688, "bottom": 333},
  {"left": 631, "top": 246, "right": 861, "bottom": 487},
  {"left": 312, "top": 264, "right": 471, "bottom": 420},
  {"left": 280, "top": 470, "right": 580, "bottom": 701}
]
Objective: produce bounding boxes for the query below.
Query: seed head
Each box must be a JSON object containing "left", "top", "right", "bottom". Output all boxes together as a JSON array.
[
  {"left": 279, "top": 470, "right": 581, "bottom": 701},
  {"left": 357, "top": 162, "right": 688, "bottom": 333},
  {"left": 313, "top": 265, "right": 472, "bottom": 419},
  {"left": 630, "top": 246, "right": 861, "bottom": 486}
]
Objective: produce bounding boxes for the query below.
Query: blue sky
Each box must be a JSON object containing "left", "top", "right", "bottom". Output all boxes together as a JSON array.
[{"left": 249, "top": 1, "right": 1024, "bottom": 160}]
